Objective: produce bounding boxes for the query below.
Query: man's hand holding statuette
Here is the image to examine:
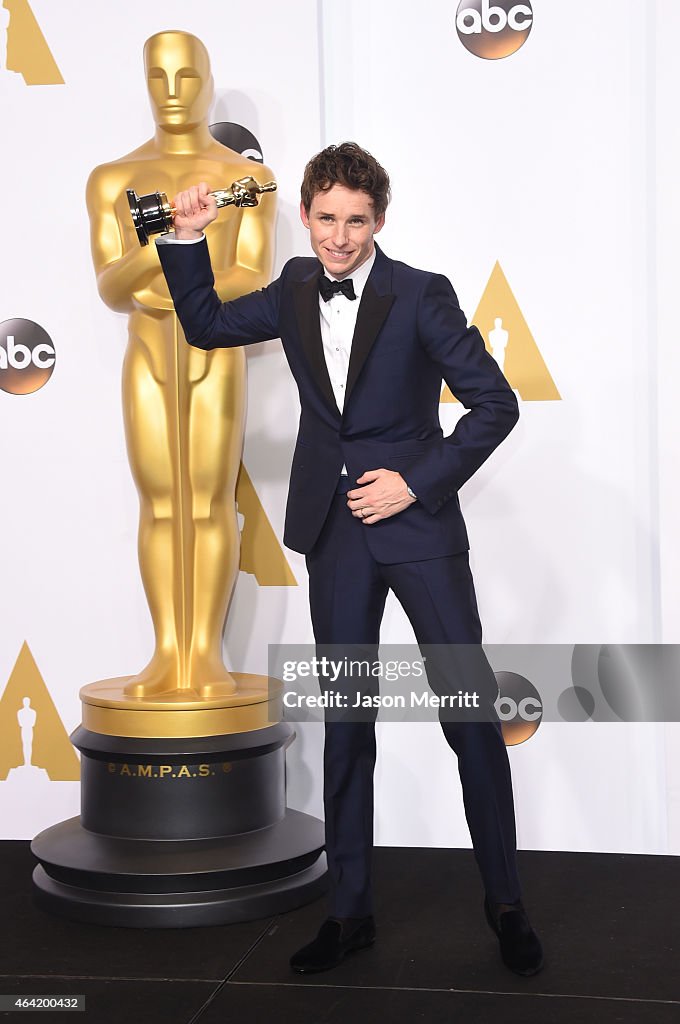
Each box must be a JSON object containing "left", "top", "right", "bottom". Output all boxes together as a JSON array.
[{"left": 172, "top": 182, "right": 218, "bottom": 239}]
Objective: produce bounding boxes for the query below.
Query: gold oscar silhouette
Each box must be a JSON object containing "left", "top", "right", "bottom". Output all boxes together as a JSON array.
[{"left": 31, "top": 31, "right": 326, "bottom": 928}]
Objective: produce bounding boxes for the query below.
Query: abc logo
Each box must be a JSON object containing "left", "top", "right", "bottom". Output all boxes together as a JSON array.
[
  {"left": 494, "top": 671, "right": 542, "bottom": 745},
  {"left": 209, "top": 122, "right": 264, "bottom": 163},
  {"left": 456, "top": 0, "right": 533, "bottom": 60},
  {"left": 0, "top": 319, "right": 56, "bottom": 395}
]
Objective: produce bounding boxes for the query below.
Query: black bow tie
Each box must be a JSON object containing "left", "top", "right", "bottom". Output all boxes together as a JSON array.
[{"left": 319, "top": 276, "right": 357, "bottom": 302}]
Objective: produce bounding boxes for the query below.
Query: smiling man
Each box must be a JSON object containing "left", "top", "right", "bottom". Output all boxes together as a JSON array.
[
  {"left": 302, "top": 179, "right": 383, "bottom": 276},
  {"left": 156, "top": 141, "right": 543, "bottom": 977}
]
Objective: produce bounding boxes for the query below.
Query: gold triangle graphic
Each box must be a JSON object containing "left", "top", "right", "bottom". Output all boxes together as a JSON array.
[
  {"left": 441, "top": 261, "right": 560, "bottom": 403},
  {"left": 0, "top": 642, "right": 80, "bottom": 781},
  {"left": 236, "top": 462, "right": 297, "bottom": 586},
  {"left": 4, "top": 0, "right": 64, "bottom": 85}
]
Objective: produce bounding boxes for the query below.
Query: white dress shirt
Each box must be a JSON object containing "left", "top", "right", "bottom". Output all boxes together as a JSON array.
[
  {"left": 157, "top": 234, "right": 205, "bottom": 246},
  {"left": 318, "top": 248, "right": 375, "bottom": 415},
  {"left": 318, "top": 250, "right": 376, "bottom": 477}
]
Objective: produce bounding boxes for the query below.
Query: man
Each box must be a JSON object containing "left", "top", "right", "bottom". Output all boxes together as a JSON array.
[{"left": 156, "top": 142, "right": 543, "bottom": 976}]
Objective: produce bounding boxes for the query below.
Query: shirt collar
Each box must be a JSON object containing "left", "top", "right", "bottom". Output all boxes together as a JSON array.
[{"left": 322, "top": 246, "right": 376, "bottom": 301}]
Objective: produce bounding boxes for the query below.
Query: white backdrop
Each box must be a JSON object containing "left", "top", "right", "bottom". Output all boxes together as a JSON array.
[{"left": 1, "top": 0, "right": 678, "bottom": 857}]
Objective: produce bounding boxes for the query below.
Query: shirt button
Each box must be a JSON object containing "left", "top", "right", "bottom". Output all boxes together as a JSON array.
[{"left": 335, "top": 347, "right": 339, "bottom": 351}]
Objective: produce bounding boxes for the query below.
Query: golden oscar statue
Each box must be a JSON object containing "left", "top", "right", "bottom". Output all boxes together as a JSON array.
[
  {"left": 87, "top": 29, "right": 275, "bottom": 705},
  {"left": 30, "top": 31, "right": 326, "bottom": 928}
]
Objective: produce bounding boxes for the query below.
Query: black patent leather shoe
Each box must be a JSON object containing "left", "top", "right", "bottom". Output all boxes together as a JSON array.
[
  {"left": 289, "top": 916, "right": 376, "bottom": 974},
  {"left": 484, "top": 898, "right": 544, "bottom": 976}
]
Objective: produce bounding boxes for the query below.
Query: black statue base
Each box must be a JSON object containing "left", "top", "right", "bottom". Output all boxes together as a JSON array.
[
  {"left": 127, "top": 188, "right": 171, "bottom": 246},
  {"left": 31, "top": 723, "right": 327, "bottom": 927},
  {"left": 31, "top": 811, "right": 327, "bottom": 928}
]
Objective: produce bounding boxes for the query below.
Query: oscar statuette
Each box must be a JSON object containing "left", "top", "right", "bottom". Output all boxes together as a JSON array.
[{"left": 127, "top": 175, "right": 277, "bottom": 246}]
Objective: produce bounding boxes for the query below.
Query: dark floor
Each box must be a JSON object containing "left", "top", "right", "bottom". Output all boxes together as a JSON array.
[{"left": 1, "top": 842, "right": 678, "bottom": 1023}]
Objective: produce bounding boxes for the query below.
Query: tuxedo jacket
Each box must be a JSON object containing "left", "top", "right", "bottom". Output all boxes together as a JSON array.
[{"left": 157, "top": 240, "right": 519, "bottom": 563}]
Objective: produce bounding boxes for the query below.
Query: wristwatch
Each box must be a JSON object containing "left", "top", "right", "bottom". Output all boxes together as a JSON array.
[{"left": 406, "top": 484, "right": 417, "bottom": 500}]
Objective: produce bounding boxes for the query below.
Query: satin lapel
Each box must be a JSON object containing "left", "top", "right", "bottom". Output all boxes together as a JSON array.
[
  {"left": 293, "top": 270, "right": 340, "bottom": 415},
  {"left": 345, "top": 262, "right": 395, "bottom": 405}
]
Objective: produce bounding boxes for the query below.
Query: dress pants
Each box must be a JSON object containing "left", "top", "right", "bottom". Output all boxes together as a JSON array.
[{"left": 305, "top": 487, "right": 522, "bottom": 918}]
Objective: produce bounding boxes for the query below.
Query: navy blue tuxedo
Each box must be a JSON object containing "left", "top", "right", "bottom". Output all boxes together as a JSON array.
[
  {"left": 157, "top": 240, "right": 518, "bottom": 561},
  {"left": 158, "top": 236, "right": 523, "bottom": 918}
]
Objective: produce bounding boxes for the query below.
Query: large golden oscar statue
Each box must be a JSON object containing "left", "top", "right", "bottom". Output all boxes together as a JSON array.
[
  {"left": 31, "top": 31, "right": 326, "bottom": 928},
  {"left": 85, "top": 29, "right": 275, "bottom": 719}
]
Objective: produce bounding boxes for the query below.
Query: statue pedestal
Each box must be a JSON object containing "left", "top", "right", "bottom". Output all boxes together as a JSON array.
[{"left": 31, "top": 674, "right": 327, "bottom": 927}]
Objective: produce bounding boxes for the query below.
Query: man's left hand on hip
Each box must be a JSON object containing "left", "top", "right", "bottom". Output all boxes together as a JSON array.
[{"left": 347, "top": 469, "right": 416, "bottom": 525}]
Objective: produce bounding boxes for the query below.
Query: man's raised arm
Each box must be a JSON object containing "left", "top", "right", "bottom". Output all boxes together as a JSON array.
[{"left": 156, "top": 182, "right": 282, "bottom": 350}]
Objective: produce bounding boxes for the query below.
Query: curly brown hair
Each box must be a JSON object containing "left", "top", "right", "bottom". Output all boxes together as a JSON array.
[{"left": 300, "top": 142, "right": 391, "bottom": 217}]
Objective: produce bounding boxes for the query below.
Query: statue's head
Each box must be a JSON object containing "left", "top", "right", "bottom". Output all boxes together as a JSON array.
[{"left": 143, "top": 31, "right": 213, "bottom": 132}]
